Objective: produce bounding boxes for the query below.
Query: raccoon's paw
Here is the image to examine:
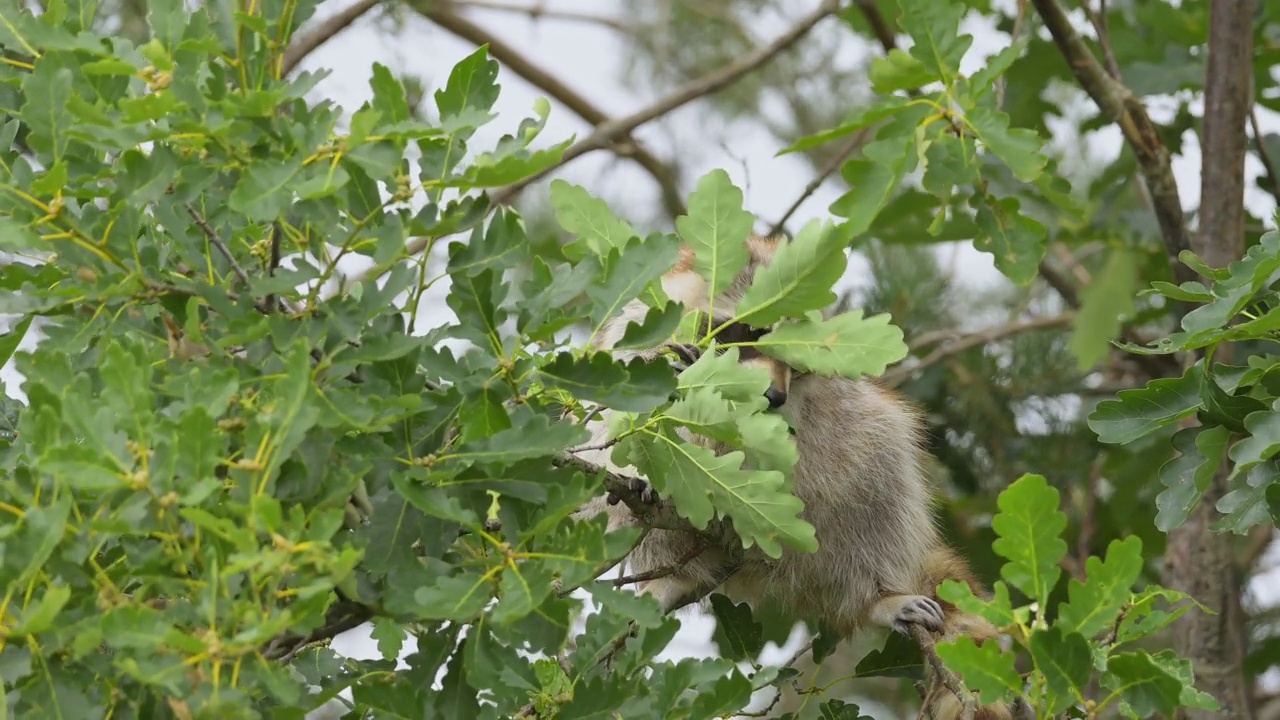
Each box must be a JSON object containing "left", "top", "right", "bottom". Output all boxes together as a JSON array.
[
  {"left": 607, "top": 476, "right": 658, "bottom": 507},
  {"left": 664, "top": 343, "right": 702, "bottom": 373},
  {"left": 891, "top": 595, "right": 945, "bottom": 634}
]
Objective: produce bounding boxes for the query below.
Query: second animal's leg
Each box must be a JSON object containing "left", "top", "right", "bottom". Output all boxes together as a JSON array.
[{"left": 868, "top": 593, "right": 946, "bottom": 634}]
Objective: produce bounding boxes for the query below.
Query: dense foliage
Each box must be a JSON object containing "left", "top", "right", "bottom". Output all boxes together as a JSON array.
[{"left": 1, "top": 0, "right": 1278, "bottom": 718}]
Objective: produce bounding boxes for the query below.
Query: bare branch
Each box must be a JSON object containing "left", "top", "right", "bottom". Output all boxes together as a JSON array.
[
  {"left": 262, "top": 599, "right": 375, "bottom": 661},
  {"left": 1083, "top": 0, "right": 1121, "bottom": 80},
  {"left": 448, "top": 0, "right": 627, "bottom": 32},
  {"left": 420, "top": 3, "right": 686, "bottom": 218},
  {"left": 607, "top": 539, "right": 708, "bottom": 587},
  {"left": 488, "top": 0, "right": 842, "bottom": 206},
  {"left": 769, "top": 128, "right": 871, "bottom": 237},
  {"left": 880, "top": 313, "right": 1078, "bottom": 388},
  {"left": 184, "top": 203, "right": 252, "bottom": 289},
  {"left": 552, "top": 455, "right": 697, "bottom": 534},
  {"left": 280, "top": 0, "right": 381, "bottom": 77},
  {"left": 908, "top": 624, "right": 977, "bottom": 720},
  {"left": 1251, "top": 108, "right": 1280, "bottom": 205},
  {"left": 1162, "top": 2, "right": 1257, "bottom": 718},
  {"left": 1029, "top": 0, "right": 1195, "bottom": 289}
]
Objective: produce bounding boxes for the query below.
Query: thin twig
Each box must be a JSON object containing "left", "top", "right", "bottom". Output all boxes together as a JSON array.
[
  {"left": 880, "top": 313, "right": 1077, "bottom": 387},
  {"left": 448, "top": 0, "right": 628, "bottom": 32},
  {"left": 737, "top": 637, "right": 818, "bottom": 718},
  {"left": 996, "top": 0, "right": 1030, "bottom": 110},
  {"left": 1251, "top": 107, "right": 1280, "bottom": 205},
  {"left": 184, "top": 203, "right": 253, "bottom": 289},
  {"left": 280, "top": 0, "right": 382, "bottom": 77},
  {"left": 608, "top": 539, "right": 708, "bottom": 587},
  {"left": 908, "top": 624, "right": 977, "bottom": 720},
  {"left": 488, "top": 0, "right": 842, "bottom": 206},
  {"left": 1029, "top": 0, "right": 1195, "bottom": 290},
  {"left": 1083, "top": 0, "right": 1121, "bottom": 80},
  {"left": 769, "top": 128, "right": 871, "bottom": 237},
  {"left": 262, "top": 600, "right": 376, "bottom": 661},
  {"left": 421, "top": 4, "right": 685, "bottom": 218},
  {"left": 552, "top": 455, "right": 697, "bottom": 534}
]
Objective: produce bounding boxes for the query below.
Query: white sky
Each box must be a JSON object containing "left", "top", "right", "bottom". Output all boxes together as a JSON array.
[{"left": 3, "top": 1, "right": 1279, "bottom": 716}]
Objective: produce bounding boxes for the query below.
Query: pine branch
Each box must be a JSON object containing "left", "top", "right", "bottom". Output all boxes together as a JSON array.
[
  {"left": 280, "top": 0, "right": 382, "bottom": 77},
  {"left": 420, "top": 3, "right": 686, "bottom": 219}
]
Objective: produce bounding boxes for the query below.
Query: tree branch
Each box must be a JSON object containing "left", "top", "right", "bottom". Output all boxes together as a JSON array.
[
  {"left": 908, "top": 624, "right": 977, "bottom": 720},
  {"left": 419, "top": 2, "right": 686, "bottom": 219},
  {"left": 447, "top": 0, "right": 628, "bottom": 32},
  {"left": 552, "top": 455, "right": 697, "bottom": 534},
  {"left": 880, "top": 313, "right": 1078, "bottom": 388},
  {"left": 262, "top": 598, "right": 375, "bottom": 662},
  {"left": 184, "top": 203, "right": 254, "bottom": 289},
  {"left": 1028, "top": 0, "right": 1195, "bottom": 289},
  {"left": 1251, "top": 108, "right": 1280, "bottom": 206},
  {"left": 1162, "top": 1, "right": 1257, "bottom": 718},
  {"left": 487, "top": 0, "right": 842, "bottom": 206},
  {"left": 280, "top": 0, "right": 382, "bottom": 77},
  {"left": 769, "top": 128, "right": 871, "bottom": 237}
]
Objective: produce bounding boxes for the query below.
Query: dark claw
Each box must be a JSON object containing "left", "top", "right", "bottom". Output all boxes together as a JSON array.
[
  {"left": 666, "top": 343, "right": 702, "bottom": 372},
  {"left": 607, "top": 477, "right": 657, "bottom": 506}
]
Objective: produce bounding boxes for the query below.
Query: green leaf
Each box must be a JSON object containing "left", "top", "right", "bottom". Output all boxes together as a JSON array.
[
  {"left": 550, "top": 180, "right": 638, "bottom": 257},
  {"left": 1057, "top": 536, "right": 1144, "bottom": 638},
  {"left": 434, "top": 45, "right": 500, "bottom": 137},
  {"left": 535, "top": 352, "right": 675, "bottom": 413},
  {"left": 1087, "top": 367, "right": 1202, "bottom": 444},
  {"left": 830, "top": 126, "right": 918, "bottom": 240},
  {"left": 1104, "top": 652, "right": 1182, "bottom": 718},
  {"left": 733, "top": 219, "right": 848, "bottom": 327},
  {"left": 369, "top": 63, "right": 412, "bottom": 125},
  {"left": 965, "top": 106, "right": 1047, "bottom": 183},
  {"left": 621, "top": 426, "right": 816, "bottom": 558},
  {"left": 936, "top": 580, "right": 1018, "bottom": 629},
  {"left": 675, "top": 169, "right": 755, "bottom": 300},
  {"left": 896, "top": 0, "right": 972, "bottom": 82},
  {"left": 228, "top": 158, "right": 303, "bottom": 222},
  {"left": 1069, "top": 248, "right": 1138, "bottom": 370},
  {"left": 990, "top": 473, "right": 1067, "bottom": 606},
  {"left": 20, "top": 64, "right": 73, "bottom": 160},
  {"left": 1156, "top": 424, "right": 1234, "bottom": 529},
  {"left": 853, "top": 631, "right": 923, "bottom": 679},
  {"left": 585, "top": 233, "right": 682, "bottom": 334},
  {"left": 971, "top": 193, "right": 1047, "bottom": 286},
  {"left": 968, "top": 37, "right": 1029, "bottom": 100},
  {"left": 677, "top": 346, "right": 772, "bottom": 402},
  {"left": 613, "top": 302, "right": 684, "bottom": 350},
  {"left": 1227, "top": 406, "right": 1280, "bottom": 478},
  {"left": 934, "top": 636, "right": 1020, "bottom": 705},
  {"left": 777, "top": 98, "right": 910, "bottom": 155},
  {"left": 1148, "top": 650, "right": 1221, "bottom": 712},
  {"left": 0, "top": 315, "right": 33, "bottom": 370},
  {"left": 447, "top": 414, "right": 589, "bottom": 467},
  {"left": 709, "top": 594, "right": 765, "bottom": 660},
  {"left": 868, "top": 49, "right": 934, "bottom": 93},
  {"left": 1212, "top": 462, "right": 1280, "bottom": 534},
  {"left": 754, "top": 310, "right": 908, "bottom": 380},
  {"left": 1028, "top": 627, "right": 1092, "bottom": 713}
]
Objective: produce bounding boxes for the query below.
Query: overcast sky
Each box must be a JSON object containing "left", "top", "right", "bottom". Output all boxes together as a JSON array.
[{"left": 3, "top": 0, "right": 1280, "bottom": 716}]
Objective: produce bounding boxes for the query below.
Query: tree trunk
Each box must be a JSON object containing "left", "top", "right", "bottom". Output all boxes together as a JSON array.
[{"left": 1163, "top": 1, "right": 1256, "bottom": 717}]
